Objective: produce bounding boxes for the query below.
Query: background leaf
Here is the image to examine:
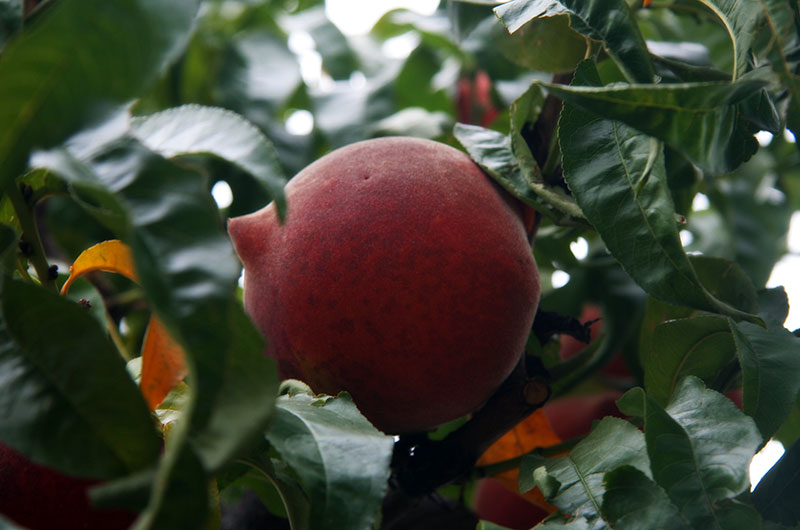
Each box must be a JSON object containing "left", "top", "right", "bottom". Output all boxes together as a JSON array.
[
  {"left": 752, "top": 437, "right": 800, "bottom": 526},
  {"left": 0, "top": 0, "right": 199, "bottom": 183}
]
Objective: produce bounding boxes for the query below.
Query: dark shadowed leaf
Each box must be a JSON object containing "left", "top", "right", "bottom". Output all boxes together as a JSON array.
[
  {"left": 520, "top": 417, "right": 648, "bottom": 524},
  {"left": 601, "top": 466, "right": 690, "bottom": 530},
  {"left": 494, "top": 0, "right": 569, "bottom": 34},
  {"left": 753, "top": 437, "right": 800, "bottom": 526},
  {"left": 496, "top": 15, "right": 585, "bottom": 74},
  {"left": 644, "top": 316, "right": 735, "bottom": 406},
  {"left": 257, "top": 392, "right": 394, "bottom": 530},
  {"left": 131, "top": 105, "right": 288, "bottom": 219},
  {"left": 0, "top": 0, "right": 198, "bottom": 184},
  {"left": 0, "top": 0, "right": 21, "bottom": 47},
  {"left": 559, "top": 61, "right": 760, "bottom": 323},
  {"left": 0, "top": 279, "right": 160, "bottom": 479},
  {"left": 689, "top": 255, "right": 759, "bottom": 314},
  {"left": 730, "top": 319, "right": 800, "bottom": 440}
]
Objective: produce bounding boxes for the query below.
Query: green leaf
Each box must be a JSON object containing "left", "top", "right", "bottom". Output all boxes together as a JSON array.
[
  {"left": 553, "top": 0, "right": 655, "bottom": 83},
  {"left": 454, "top": 121, "right": 586, "bottom": 225},
  {"left": 760, "top": 0, "right": 800, "bottom": 136},
  {"left": 0, "top": 0, "right": 21, "bottom": 48},
  {"left": 730, "top": 319, "right": 800, "bottom": 440},
  {"left": 258, "top": 393, "right": 394, "bottom": 530},
  {"left": 218, "top": 31, "right": 301, "bottom": 114},
  {"left": 0, "top": 0, "right": 199, "bottom": 185},
  {"left": 644, "top": 316, "right": 736, "bottom": 406},
  {"left": 0, "top": 278, "right": 160, "bottom": 479},
  {"left": 521, "top": 417, "right": 649, "bottom": 522},
  {"left": 558, "top": 61, "right": 761, "bottom": 323},
  {"left": 642, "top": 377, "right": 762, "bottom": 528},
  {"left": 130, "top": 104, "right": 288, "bottom": 219},
  {"left": 130, "top": 440, "right": 210, "bottom": 530},
  {"left": 285, "top": 6, "right": 358, "bottom": 80},
  {"left": 497, "top": 0, "right": 654, "bottom": 82},
  {"left": 753, "top": 437, "right": 800, "bottom": 526},
  {"left": 698, "top": 0, "right": 761, "bottom": 79},
  {"left": 690, "top": 255, "right": 759, "bottom": 315},
  {"left": 601, "top": 466, "right": 691, "bottom": 530},
  {"left": 496, "top": 15, "right": 586, "bottom": 74},
  {"left": 547, "top": 71, "right": 769, "bottom": 174}
]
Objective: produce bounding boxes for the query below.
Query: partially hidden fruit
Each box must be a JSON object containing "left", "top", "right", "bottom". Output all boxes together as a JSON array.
[
  {"left": 229, "top": 137, "right": 540, "bottom": 433},
  {"left": 472, "top": 478, "right": 550, "bottom": 530},
  {"left": 560, "top": 304, "right": 630, "bottom": 380},
  {"left": 0, "top": 442, "right": 135, "bottom": 530},
  {"left": 542, "top": 390, "right": 625, "bottom": 441}
]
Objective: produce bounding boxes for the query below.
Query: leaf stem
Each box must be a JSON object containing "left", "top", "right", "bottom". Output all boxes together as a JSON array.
[{"left": 6, "top": 181, "right": 57, "bottom": 290}]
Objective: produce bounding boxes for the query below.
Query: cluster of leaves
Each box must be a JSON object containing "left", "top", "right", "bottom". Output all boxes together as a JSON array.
[{"left": 2, "top": 0, "right": 800, "bottom": 529}]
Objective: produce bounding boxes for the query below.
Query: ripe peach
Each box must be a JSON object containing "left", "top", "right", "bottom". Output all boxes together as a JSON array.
[
  {"left": 542, "top": 390, "right": 625, "bottom": 441},
  {"left": 229, "top": 137, "right": 540, "bottom": 433},
  {"left": 0, "top": 442, "right": 135, "bottom": 530},
  {"left": 472, "top": 478, "right": 549, "bottom": 530}
]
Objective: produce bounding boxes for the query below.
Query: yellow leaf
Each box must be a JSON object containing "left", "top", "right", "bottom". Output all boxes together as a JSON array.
[
  {"left": 141, "top": 317, "right": 188, "bottom": 410},
  {"left": 62, "top": 240, "right": 187, "bottom": 411},
  {"left": 477, "top": 409, "right": 562, "bottom": 513},
  {"left": 60, "top": 240, "right": 138, "bottom": 295}
]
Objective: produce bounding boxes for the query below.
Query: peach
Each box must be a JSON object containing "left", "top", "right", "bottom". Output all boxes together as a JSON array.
[
  {"left": 229, "top": 137, "right": 540, "bottom": 433},
  {"left": 0, "top": 442, "right": 135, "bottom": 530}
]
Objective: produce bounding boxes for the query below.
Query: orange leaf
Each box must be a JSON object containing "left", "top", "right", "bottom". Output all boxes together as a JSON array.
[
  {"left": 62, "top": 240, "right": 187, "bottom": 411},
  {"left": 60, "top": 240, "right": 138, "bottom": 295},
  {"left": 643, "top": 0, "right": 652, "bottom": 6},
  {"left": 141, "top": 317, "right": 188, "bottom": 409},
  {"left": 477, "top": 409, "right": 562, "bottom": 513}
]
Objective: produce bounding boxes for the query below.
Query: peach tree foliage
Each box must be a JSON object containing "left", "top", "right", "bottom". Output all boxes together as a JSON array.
[{"left": 0, "top": 1, "right": 800, "bottom": 530}]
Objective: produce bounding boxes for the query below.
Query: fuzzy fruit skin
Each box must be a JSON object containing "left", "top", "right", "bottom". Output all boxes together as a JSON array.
[
  {"left": 229, "top": 137, "right": 540, "bottom": 434},
  {"left": 0, "top": 442, "right": 135, "bottom": 530}
]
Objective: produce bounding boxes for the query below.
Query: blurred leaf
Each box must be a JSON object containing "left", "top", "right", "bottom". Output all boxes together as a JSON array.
[
  {"left": 730, "top": 319, "right": 800, "bottom": 440},
  {"left": 131, "top": 104, "right": 288, "bottom": 219},
  {"left": 546, "top": 71, "right": 770, "bottom": 174},
  {"left": 218, "top": 31, "right": 301, "bottom": 114},
  {"left": 707, "top": 158, "right": 792, "bottom": 288},
  {"left": 131, "top": 440, "right": 210, "bottom": 530},
  {"left": 0, "top": 278, "right": 160, "bottom": 479},
  {"left": 645, "top": 316, "right": 736, "bottom": 406},
  {"left": 697, "top": 0, "right": 761, "bottom": 79},
  {"left": 0, "top": 0, "right": 21, "bottom": 48},
  {"left": 254, "top": 392, "right": 394, "bottom": 530},
  {"left": 285, "top": 6, "right": 357, "bottom": 80},
  {"left": 601, "top": 466, "right": 691, "bottom": 530},
  {"left": 0, "top": 0, "right": 199, "bottom": 185},
  {"left": 559, "top": 61, "right": 760, "bottom": 323},
  {"left": 520, "top": 417, "right": 649, "bottom": 523},
  {"left": 312, "top": 68, "right": 397, "bottom": 148},
  {"left": 370, "top": 107, "right": 452, "bottom": 139},
  {"left": 753, "top": 437, "right": 800, "bottom": 526},
  {"left": 758, "top": 287, "right": 790, "bottom": 327},
  {"left": 496, "top": 15, "right": 585, "bottom": 74},
  {"left": 633, "top": 377, "right": 762, "bottom": 528}
]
